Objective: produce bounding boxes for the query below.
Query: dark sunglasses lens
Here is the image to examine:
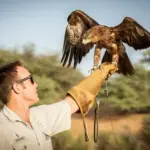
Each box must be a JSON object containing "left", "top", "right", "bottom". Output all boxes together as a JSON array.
[{"left": 30, "top": 76, "right": 34, "bottom": 84}]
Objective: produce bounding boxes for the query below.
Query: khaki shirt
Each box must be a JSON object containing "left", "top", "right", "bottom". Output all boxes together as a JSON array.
[{"left": 0, "top": 101, "right": 71, "bottom": 150}]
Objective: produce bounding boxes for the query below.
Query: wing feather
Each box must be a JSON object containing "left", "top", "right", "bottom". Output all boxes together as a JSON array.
[
  {"left": 61, "top": 10, "right": 98, "bottom": 68},
  {"left": 114, "top": 17, "right": 150, "bottom": 50},
  {"left": 67, "top": 47, "right": 74, "bottom": 67}
]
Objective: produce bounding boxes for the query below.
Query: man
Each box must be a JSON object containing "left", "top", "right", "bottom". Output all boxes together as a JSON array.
[{"left": 0, "top": 60, "right": 117, "bottom": 150}]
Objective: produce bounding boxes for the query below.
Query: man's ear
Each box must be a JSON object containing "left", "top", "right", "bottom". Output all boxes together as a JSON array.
[{"left": 12, "top": 83, "right": 20, "bottom": 94}]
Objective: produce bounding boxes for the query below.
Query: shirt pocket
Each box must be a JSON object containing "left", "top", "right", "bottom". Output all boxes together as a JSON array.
[
  {"left": 42, "top": 131, "right": 51, "bottom": 142},
  {"left": 12, "top": 136, "right": 28, "bottom": 150},
  {"left": 41, "top": 131, "right": 53, "bottom": 149}
]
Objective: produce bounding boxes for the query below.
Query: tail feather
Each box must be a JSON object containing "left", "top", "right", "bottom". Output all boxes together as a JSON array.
[{"left": 102, "top": 51, "right": 135, "bottom": 76}]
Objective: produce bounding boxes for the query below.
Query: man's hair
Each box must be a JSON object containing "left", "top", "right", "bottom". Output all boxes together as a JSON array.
[{"left": 0, "top": 60, "right": 23, "bottom": 104}]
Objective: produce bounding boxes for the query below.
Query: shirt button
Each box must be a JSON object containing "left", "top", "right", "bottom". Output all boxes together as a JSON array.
[{"left": 24, "top": 145, "right": 27, "bottom": 149}]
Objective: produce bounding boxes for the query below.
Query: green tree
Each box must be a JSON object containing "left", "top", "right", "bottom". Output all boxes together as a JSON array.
[
  {"left": 98, "top": 51, "right": 150, "bottom": 113},
  {"left": 141, "top": 50, "right": 150, "bottom": 64},
  {"left": 0, "top": 46, "right": 84, "bottom": 108}
]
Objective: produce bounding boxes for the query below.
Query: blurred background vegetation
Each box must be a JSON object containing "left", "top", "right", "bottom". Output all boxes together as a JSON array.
[{"left": 0, "top": 44, "right": 149, "bottom": 150}]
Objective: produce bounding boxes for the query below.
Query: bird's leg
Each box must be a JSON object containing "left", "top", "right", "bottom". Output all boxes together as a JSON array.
[
  {"left": 111, "top": 44, "right": 119, "bottom": 66},
  {"left": 112, "top": 54, "right": 119, "bottom": 66},
  {"left": 89, "top": 46, "right": 101, "bottom": 74},
  {"left": 94, "top": 46, "right": 101, "bottom": 68}
]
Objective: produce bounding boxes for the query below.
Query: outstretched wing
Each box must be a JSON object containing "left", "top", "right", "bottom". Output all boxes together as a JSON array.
[
  {"left": 61, "top": 10, "right": 99, "bottom": 68},
  {"left": 114, "top": 17, "right": 150, "bottom": 50}
]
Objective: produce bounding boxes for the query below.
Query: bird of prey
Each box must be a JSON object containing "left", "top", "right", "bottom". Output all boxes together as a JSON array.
[{"left": 61, "top": 10, "right": 150, "bottom": 75}]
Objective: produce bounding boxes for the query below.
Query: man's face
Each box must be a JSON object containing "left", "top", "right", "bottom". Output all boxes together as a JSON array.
[{"left": 15, "top": 66, "right": 39, "bottom": 106}]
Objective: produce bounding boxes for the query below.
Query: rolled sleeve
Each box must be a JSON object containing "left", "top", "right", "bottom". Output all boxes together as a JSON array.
[{"left": 30, "top": 101, "right": 71, "bottom": 136}]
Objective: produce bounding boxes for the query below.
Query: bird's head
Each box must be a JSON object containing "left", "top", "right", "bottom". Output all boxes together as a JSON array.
[{"left": 82, "top": 29, "right": 99, "bottom": 45}]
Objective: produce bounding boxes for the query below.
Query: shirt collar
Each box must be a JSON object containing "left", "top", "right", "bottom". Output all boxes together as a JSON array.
[{"left": 2, "top": 105, "right": 23, "bottom": 122}]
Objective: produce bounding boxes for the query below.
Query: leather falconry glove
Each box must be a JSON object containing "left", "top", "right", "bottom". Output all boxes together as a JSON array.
[{"left": 67, "top": 62, "right": 118, "bottom": 141}]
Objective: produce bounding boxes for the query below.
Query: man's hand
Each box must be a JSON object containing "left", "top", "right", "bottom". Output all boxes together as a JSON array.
[{"left": 99, "top": 62, "right": 118, "bottom": 79}]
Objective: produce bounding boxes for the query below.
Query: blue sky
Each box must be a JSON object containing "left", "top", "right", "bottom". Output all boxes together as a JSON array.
[{"left": 0, "top": 0, "right": 150, "bottom": 75}]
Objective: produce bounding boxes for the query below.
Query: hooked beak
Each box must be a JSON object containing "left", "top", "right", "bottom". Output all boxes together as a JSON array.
[{"left": 82, "top": 39, "right": 91, "bottom": 45}]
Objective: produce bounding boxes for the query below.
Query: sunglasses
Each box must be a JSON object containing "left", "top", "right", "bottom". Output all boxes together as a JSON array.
[{"left": 16, "top": 75, "right": 34, "bottom": 84}]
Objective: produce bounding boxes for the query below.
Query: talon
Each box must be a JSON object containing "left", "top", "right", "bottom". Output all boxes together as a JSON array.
[{"left": 88, "top": 65, "right": 99, "bottom": 74}]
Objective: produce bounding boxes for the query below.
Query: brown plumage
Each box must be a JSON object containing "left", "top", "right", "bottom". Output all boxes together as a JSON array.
[
  {"left": 82, "top": 17, "right": 150, "bottom": 75},
  {"left": 61, "top": 10, "right": 99, "bottom": 68},
  {"left": 61, "top": 10, "right": 150, "bottom": 75}
]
